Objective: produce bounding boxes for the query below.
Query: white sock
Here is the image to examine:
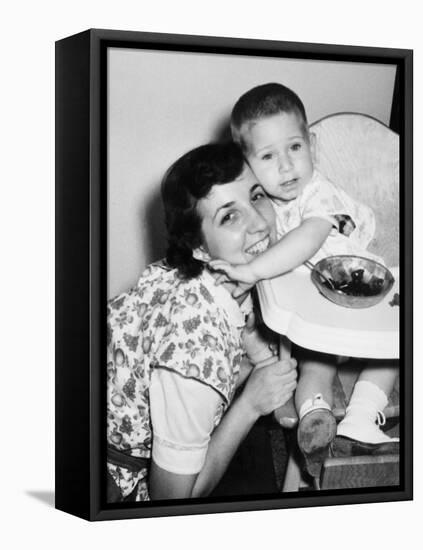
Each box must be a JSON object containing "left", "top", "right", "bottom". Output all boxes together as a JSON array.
[
  {"left": 337, "top": 381, "right": 399, "bottom": 443},
  {"left": 299, "top": 394, "right": 332, "bottom": 420}
]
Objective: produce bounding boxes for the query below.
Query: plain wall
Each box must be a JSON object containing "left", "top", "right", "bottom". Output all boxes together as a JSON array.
[{"left": 108, "top": 48, "right": 396, "bottom": 297}]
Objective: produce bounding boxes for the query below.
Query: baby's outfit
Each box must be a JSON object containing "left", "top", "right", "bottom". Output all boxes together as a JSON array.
[
  {"left": 273, "top": 169, "right": 383, "bottom": 265},
  {"left": 273, "top": 170, "right": 394, "bottom": 449}
]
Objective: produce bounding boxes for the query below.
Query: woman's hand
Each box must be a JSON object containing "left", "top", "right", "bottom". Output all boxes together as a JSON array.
[
  {"left": 239, "top": 356, "right": 297, "bottom": 418},
  {"left": 241, "top": 312, "right": 277, "bottom": 366}
]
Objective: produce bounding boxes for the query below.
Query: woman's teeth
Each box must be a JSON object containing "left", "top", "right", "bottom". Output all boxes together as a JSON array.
[{"left": 246, "top": 236, "right": 270, "bottom": 256}]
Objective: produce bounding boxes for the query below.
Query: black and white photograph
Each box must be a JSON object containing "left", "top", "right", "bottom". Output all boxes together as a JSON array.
[
  {"left": 4, "top": 0, "right": 421, "bottom": 546},
  {"left": 106, "top": 42, "right": 405, "bottom": 505},
  {"left": 54, "top": 28, "right": 412, "bottom": 522}
]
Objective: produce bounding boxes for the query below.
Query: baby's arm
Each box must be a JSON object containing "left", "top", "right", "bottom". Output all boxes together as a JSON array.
[{"left": 210, "top": 217, "right": 332, "bottom": 284}]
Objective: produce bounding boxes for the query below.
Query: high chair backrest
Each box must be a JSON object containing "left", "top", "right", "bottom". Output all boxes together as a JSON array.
[{"left": 310, "top": 113, "right": 399, "bottom": 267}]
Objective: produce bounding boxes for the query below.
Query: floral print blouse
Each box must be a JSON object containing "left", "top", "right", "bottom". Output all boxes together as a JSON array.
[{"left": 107, "top": 262, "right": 244, "bottom": 501}]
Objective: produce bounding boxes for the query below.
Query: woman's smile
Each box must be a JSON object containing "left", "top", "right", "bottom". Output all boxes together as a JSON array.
[{"left": 245, "top": 235, "right": 270, "bottom": 256}]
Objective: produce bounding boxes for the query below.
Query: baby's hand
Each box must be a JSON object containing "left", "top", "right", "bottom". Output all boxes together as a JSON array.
[{"left": 209, "top": 259, "right": 259, "bottom": 285}]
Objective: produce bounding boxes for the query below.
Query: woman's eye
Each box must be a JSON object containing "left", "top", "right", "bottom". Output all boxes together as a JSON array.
[
  {"left": 220, "top": 212, "right": 236, "bottom": 225},
  {"left": 291, "top": 142, "right": 302, "bottom": 152},
  {"left": 252, "top": 192, "right": 265, "bottom": 202}
]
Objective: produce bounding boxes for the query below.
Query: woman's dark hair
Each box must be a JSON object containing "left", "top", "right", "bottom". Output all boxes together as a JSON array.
[{"left": 161, "top": 142, "right": 245, "bottom": 279}]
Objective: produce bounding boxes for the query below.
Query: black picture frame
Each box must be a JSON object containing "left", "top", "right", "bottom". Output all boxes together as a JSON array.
[{"left": 55, "top": 28, "right": 413, "bottom": 521}]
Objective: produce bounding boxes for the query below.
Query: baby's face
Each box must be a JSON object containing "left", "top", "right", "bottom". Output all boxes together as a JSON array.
[{"left": 242, "top": 111, "right": 315, "bottom": 203}]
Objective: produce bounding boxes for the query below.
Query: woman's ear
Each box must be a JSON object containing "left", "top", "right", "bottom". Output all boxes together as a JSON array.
[{"left": 192, "top": 246, "right": 211, "bottom": 263}]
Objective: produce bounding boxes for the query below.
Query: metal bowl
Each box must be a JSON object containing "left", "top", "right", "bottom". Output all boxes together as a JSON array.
[{"left": 310, "top": 255, "right": 395, "bottom": 309}]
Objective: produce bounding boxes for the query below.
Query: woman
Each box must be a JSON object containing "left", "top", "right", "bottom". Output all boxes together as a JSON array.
[{"left": 107, "top": 142, "right": 297, "bottom": 501}]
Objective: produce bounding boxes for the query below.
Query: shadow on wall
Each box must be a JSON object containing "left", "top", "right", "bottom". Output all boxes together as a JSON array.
[
  {"left": 142, "top": 188, "right": 167, "bottom": 265},
  {"left": 141, "top": 120, "right": 233, "bottom": 265},
  {"left": 214, "top": 120, "right": 232, "bottom": 143}
]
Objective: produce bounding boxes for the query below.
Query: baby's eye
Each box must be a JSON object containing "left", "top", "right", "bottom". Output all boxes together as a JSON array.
[
  {"left": 290, "top": 142, "right": 302, "bottom": 152},
  {"left": 261, "top": 153, "right": 273, "bottom": 161}
]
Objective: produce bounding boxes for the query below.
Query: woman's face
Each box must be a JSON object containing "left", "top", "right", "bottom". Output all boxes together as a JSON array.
[{"left": 197, "top": 165, "right": 276, "bottom": 264}]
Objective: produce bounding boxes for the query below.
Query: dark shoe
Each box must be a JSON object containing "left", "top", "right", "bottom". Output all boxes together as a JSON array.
[
  {"left": 298, "top": 408, "right": 337, "bottom": 478},
  {"left": 331, "top": 435, "right": 400, "bottom": 458}
]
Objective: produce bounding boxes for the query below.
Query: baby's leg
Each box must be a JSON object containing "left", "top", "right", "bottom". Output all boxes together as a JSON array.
[
  {"left": 295, "top": 350, "right": 338, "bottom": 478},
  {"left": 274, "top": 348, "right": 336, "bottom": 427},
  {"left": 336, "top": 359, "right": 399, "bottom": 448},
  {"left": 357, "top": 361, "right": 398, "bottom": 396},
  {"left": 295, "top": 351, "right": 337, "bottom": 413}
]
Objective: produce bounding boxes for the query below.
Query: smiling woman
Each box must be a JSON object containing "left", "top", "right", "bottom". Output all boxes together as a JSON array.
[
  {"left": 106, "top": 142, "right": 297, "bottom": 502},
  {"left": 196, "top": 168, "right": 276, "bottom": 264}
]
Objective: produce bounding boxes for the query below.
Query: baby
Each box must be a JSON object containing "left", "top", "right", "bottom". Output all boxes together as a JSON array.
[{"left": 210, "top": 83, "right": 398, "bottom": 476}]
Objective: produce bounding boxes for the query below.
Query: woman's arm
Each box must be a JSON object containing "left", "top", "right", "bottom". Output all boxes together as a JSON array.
[
  {"left": 149, "top": 464, "right": 197, "bottom": 500},
  {"left": 209, "top": 217, "right": 333, "bottom": 285},
  {"left": 149, "top": 390, "right": 258, "bottom": 500},
  {"left": 149, "top": 356, "right": 297, "bottom": 499},
  {"left": 191, "top": 358, "right": 297, "bottom": 497}
]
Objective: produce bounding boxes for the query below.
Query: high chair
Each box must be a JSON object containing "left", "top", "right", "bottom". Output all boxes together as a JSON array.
[
  {"left": 270, "top": 113, "right": 400, "bottom": 491},
  {"left": 311, "top": 112, "right": 399, "bottom": 267}
]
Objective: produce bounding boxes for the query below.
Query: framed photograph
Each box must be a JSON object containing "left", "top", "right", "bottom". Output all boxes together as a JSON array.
[{"left": 55, "top": 28, "right": 413, "bottom": 521}]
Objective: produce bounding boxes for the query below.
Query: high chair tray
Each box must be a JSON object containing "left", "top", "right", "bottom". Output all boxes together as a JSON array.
[{"left": 257, "top": 266, "right": 399, "bottom": 359}]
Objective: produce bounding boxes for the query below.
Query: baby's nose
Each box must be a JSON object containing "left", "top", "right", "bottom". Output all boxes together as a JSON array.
[{"left": 278, "top": 154, "right": 293, "bottom": 171}]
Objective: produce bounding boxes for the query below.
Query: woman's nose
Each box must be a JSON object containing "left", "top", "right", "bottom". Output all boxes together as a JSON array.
[{"left": 247, "top": 208, "right": 268, "bottom": 233}]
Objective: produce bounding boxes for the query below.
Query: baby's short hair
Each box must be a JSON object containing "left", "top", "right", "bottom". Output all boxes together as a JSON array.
[{"left": 231, "top": 82, "right": 308, "bottom": 149}]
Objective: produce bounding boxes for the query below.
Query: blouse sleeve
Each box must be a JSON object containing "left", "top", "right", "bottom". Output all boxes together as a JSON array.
[
  {"left": 149, "top": 368, "right": 222, "bottom": 474},
  {"left": 152, "top": 278, "right": 242, "bottom": 404}
]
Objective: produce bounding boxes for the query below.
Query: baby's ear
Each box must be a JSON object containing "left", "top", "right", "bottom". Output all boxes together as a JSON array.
[{"left": 309, "top": 131, "right": 317, "bottom": 163}]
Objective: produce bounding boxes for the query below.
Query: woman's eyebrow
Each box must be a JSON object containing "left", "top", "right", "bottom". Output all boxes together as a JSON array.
[{"left": 213, "top": 201, "right": 235, "bottom": 221}]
